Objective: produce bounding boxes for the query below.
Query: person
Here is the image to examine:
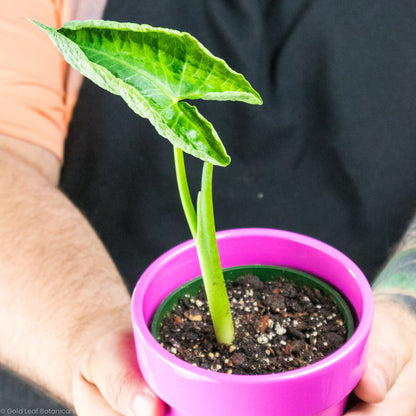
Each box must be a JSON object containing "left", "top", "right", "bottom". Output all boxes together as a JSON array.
[{"left": 0, "top": 1, "right": 415, "bottom": 415}]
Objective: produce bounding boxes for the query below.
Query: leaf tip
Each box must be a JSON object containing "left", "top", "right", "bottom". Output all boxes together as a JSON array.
[
  {"left": 30, "top": 20, "right": 54, "bottom": 34},
  {"left": 30, "top": 19, "right": 45, "bottom": 28},
  {"left": 214, "top": 151, "right": 231, "bottom": 167},
  {"left": 245, "top": 87, "right": 263, "bottom": 106},
  {"left": 221, "top": 155, "right": 231, "bottom": 167},
  {"left": 254, "top": 92, "right": 263, "bottom": 105}
]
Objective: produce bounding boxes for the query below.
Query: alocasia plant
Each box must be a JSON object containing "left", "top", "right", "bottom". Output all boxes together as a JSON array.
[{"left": 33, "top": 20, "right": 262, "bottom": 344}]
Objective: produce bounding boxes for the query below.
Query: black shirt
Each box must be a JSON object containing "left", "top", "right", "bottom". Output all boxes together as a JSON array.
[{"left": 60, "top": 0, "right": 416, "bottom": 292}]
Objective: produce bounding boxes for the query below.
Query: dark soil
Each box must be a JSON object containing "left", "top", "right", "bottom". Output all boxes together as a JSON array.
[{"left": 156, "top": 274, "right": 348, "bottom": 375}]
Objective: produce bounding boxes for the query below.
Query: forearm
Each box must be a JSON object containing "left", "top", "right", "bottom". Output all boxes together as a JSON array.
[
  {"left": 0, "top": 148, "right": 131, "bottom": 406},
  {"left": 372, "top": 213, "right": 416, "bottom": 313}
]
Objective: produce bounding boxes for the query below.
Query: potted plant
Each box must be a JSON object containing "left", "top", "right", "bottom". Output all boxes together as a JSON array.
[{"left": 34, "top": 20, "right": 374, "bottom": 416}]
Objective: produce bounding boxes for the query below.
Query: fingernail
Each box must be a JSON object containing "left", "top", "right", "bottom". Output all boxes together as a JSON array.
[
  {"left": 372, "top": 367, "right": 387, "bottom": 399},
  {"left": 133, "top": 393, "right": 157, "bottom": 416}
]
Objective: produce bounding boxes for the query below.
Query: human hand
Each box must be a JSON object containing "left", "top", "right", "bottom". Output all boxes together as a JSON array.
[
  {"left": 72, "top": 328, "right": 165, "bottom": 416},
  {"left": 345, "top": 297, "right": 416, "bottom": 415}
]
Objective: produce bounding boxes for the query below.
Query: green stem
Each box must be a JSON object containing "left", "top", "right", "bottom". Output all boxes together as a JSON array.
[
  {"left": 196, "top": 162, "right": 234, "bottom": 344},
  {"left": 174, "top": 147, "right": 234, "bottom": 344},
  {"left": 174, "top": 147, "right": 197, "bottom": 239}
]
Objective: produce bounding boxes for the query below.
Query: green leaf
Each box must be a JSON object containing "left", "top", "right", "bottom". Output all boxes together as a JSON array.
[{"left": 32, "top": 19, "right": 263, "bottom": 166}]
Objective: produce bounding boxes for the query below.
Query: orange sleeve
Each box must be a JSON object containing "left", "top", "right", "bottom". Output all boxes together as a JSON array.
[{"left": 0, "top": 1, "right": 105, "bottom": 161}]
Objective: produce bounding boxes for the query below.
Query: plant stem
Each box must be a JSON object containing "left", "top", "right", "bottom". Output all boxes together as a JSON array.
[
  {"left": 196, "top": 162, "right": 234, "bottom": 344},
  {"left": 174, "top": 147, "right": 197, "bottom": 239},
  {"left": 173, "top": 147, "right": 234, "bottom": 344}
]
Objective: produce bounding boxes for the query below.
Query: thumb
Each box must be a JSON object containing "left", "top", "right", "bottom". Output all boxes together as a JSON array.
[
  {"left": 79, "top": 329, "right": 165, "bottom": 416},
  {"left": 353, "top": 299, "right": 414, "bottom": 403}
]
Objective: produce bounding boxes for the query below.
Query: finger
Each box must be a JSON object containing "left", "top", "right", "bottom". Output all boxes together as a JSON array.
[
  {"left": 73, "top": 371, "right": 123, "bottom": 416},
  {"left": 354, "top": 300, "right": 414, "bottom": 403},
  {"left": 81, "top": 330, "right": 165, "bottom": 416},
  {"left": 345, "top": 355, "right": 416, "bottom": 415}
]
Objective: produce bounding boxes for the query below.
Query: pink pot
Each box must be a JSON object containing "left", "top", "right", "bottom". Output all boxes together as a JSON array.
[{"left": 131, "top": 228, "right": 374, "bottom": 416}]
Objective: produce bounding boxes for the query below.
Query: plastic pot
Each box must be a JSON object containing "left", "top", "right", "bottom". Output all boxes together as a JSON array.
[{"left": 131, "top": 228, "right": 374, "bottom": 416}]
